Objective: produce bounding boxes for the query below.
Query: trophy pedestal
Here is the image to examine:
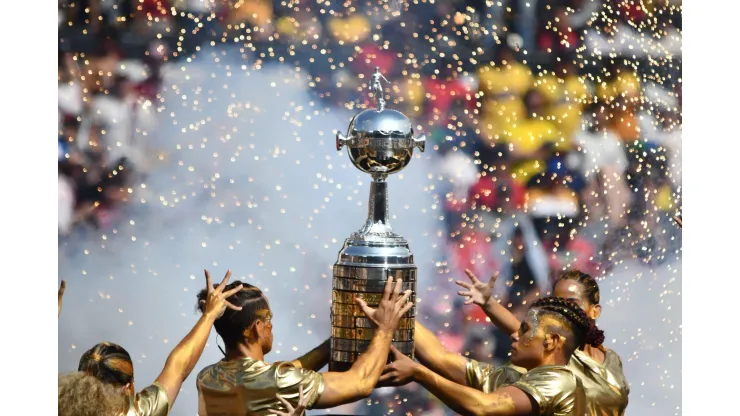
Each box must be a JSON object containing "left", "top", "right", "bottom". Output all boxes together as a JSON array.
[{"left": 329, "top": 239, "right": 417, "bottom": 371}]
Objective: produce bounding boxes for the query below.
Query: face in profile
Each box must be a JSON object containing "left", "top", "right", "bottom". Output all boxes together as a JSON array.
[
  {"left": 509, "top": 309, "right": 547, "bottom": 369},
  {"left": 257, "top": 296, "right": 274, "bottom": 354}
]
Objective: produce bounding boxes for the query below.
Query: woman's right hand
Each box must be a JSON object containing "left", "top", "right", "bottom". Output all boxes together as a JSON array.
[
  {"left": 270, "top": 385, "right": 310, "bottom": 416},
  {"left": 199, "top": 270, "right": 244, "bottom": 320},
  {"left": 456, "top": 269, "right": 497, "bottom": 306},
  {"left": 356, "top": 277, "right": 413, "bottom": 332}
]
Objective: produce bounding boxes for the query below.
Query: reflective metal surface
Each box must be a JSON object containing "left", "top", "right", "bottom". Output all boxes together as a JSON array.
[{"left": 329, "top": 69, "right": 426, "bottom": 371}]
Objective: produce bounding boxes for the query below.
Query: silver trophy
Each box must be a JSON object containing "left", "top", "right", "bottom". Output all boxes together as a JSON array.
[{"left": 329, "top": 68, "right": 426, "bottom": 371}]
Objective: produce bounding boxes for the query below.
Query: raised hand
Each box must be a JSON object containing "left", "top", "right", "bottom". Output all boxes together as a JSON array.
[
  {"left": 378, "top": 345, "right": 418, "bottom": 387},
  {"left": 270, "top": 385, "right": 310, "bottom": 416},
  {"left": 58, "top": 280, "right": 66, "bottom": 317},
  {"left": 355, "top": 277, "right": 413, "bottom": 332},
  {"left": 199, "top": 270, "right": 244, "bottom": 319},
  {"left": 456, "top": 269, "right": 497, "bottom": 306}
]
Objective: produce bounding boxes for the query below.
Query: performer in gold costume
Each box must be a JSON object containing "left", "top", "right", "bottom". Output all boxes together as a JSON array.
[
  {"left": 380, "top": 297, "right": 599, "bottom": 415},
  {"left": 195, "top": 276, "right": 413, "bottom": 415},
  {"left": 59, "top": 269, "right": 244, "bottom": 416},
  {"left": 457, "top": 269, "right": 629, "bottom": 416}
]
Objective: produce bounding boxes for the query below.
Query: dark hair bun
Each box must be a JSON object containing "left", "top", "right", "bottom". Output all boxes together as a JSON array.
[{"left": 585, "top": 324, "right": 605, "bottom": 347}]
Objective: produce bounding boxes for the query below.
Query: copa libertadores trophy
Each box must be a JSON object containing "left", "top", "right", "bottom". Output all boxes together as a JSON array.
[{"left": 329, "top": 68, "right": 426, "bottom": 371}]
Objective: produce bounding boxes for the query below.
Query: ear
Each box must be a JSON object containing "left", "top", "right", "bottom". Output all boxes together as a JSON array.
[
  {"left": 544, "top": 333, "right": 566, "bottom": 353},
  {"left": 243, "top": 322, "right": 261, "bottom": 342},
  {"left": 589, "top": 304, "right": 602, "bottom": 321}
]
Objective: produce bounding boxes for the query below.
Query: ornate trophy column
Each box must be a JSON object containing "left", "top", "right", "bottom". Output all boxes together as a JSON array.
[{"left": 329, "top": 68, "right": 426, "bottom": 371}]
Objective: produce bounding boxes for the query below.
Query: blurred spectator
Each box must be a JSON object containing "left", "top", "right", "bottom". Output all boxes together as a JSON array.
[{"left": 575, "top": 102, "right": 630, "bottom": 230}]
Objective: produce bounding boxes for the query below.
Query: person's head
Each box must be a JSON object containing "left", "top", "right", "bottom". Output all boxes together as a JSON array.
[
  {"left": 58, "top": 372, "right": 128, "bottom": 416},
  {"left": 553, "top": 270, "right": 601, "bottom": 321},
  {"left": 197, "top": 281, "right": 273, "bottom": 355},
  {"left": 523, "top": 89, "right": 546, "bottom": 118},
  {"left": 510, "top": 297, "right": 604, "bottom": 369},
  {"left": 78, "top": 342, "right": 135, "bottom": 395}
]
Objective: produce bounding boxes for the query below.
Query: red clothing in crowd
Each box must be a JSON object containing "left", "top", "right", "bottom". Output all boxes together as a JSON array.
[
  {"left": 468, "top": 176, "right": 526, "bottom": 213},
  {"left": 422, "top": 76, "right": 473, "bottom": 116}
]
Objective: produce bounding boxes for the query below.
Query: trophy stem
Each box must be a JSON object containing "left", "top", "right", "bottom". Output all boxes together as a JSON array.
[
  {"left": 356, "top": 173, "right": 394, "bottom": 236},
  {"left": 369, "top": 174, "right": 389, "bottom": 227}
]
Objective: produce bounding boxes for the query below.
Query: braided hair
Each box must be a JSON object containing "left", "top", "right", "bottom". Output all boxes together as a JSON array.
[
  {"left": 197, "top": 281, "right": 269, "bottom": 349},
  {"left": 531, "top": 297, "right": 605, "bottom": 354},
  {"left": 558, "top": 270, "right": 601, "bottom": 305},
  {"left": 78, "top": 342, "right": 134, "bottom": 387}
]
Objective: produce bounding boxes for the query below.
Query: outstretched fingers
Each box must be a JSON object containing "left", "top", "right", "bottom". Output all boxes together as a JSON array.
[
  {"left": 216, "top": 269, "right": 233, "bottom": 292},
  {"left": 395, "top": 290, "right": 412, "bottom": 308},
  {"left": 204, "top": 270, "right": 214, "bottom": 294},
  {"left": 276, "top": 394, "right": 295, "bottom": 412},
  {"left": 222, "top": 283, "right": 244, "bottom": 298},
  {"left": 399, "top": 300, "right": 414, "bottom": 316},
  {"left": 355, "top": 297, "right": 373, "bottom": 316},
  {"left": 455, "top": 280, "right": 472, "bottom": 289},
  {"left": 298, "top": 385, "right": 309, "bottom": 407},
  {"left": 382, "top": 276, "right": 394, "bottom": 302},
  {"left": 464, "top": 269, "right": 480, "bottom": 284},
  {"left": 392, "top": 277, "right": 402, "bottom": 300}
]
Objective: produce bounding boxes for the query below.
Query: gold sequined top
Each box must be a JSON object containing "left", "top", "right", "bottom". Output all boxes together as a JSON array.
[
  {"left": 196, "top": 357, "right": 325, "bottom": 416},
  {"left": 465, "top": 359, "right": 525, "bottom": 393},
  {"left": 513, "top": 366, "right": 587, "bottom": 416},
  {"left": 123, "top": 383, "right": 169, "bottom": 416},
  {"left": 569, "top": 349, "right": 629, "bottom": 416},
  {"left": 466, "top": 360, "right": 586, "bottom": 416}
]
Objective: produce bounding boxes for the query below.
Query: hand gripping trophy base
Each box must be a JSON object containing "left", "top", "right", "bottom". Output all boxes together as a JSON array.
[{"left": 330, "top": 70, "right": 426, "bottom": 372}]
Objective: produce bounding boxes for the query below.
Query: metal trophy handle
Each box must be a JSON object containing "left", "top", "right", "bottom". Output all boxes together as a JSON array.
[{"left": 336, "top": 132, "right": 353, "bottom": 151}]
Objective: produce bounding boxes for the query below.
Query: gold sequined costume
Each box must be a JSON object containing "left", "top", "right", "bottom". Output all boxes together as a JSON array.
[
  {"left": 466, "top": 359, "right": 586, "bottom": 416},
  {"left": 569, "top": 349, "right": 629, "bottom": 416},
  {"left": 196, "top": 358, "right": 324, "bottom": 416},
  {"left": 123, "top": 383, "right": 169, "bottom": 416}
]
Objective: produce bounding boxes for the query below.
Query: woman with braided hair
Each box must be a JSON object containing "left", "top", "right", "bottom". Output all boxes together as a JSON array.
[
  {"left": 455, "top": 269, "right": 629, "bottom": 416},
  {"left": 379, "top": 296, "right": 597, "bottom": 415}
]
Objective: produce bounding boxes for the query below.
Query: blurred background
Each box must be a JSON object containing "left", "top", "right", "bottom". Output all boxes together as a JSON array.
[{"left": 58, "top": 1, "right": 682, "bottom": 415}]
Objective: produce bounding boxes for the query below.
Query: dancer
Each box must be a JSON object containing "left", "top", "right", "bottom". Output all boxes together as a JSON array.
[
  {"left": 195, "top": 276, "right": 413, "bottom": 415},
  {"left": 59, "top": 270, "right": 243, "bottom": 416},
  {"left": 456, "top": 269, "right": 629, "bottom": 416},
  {"left": 380, "top": 297, "right": 595, "bottom": 415}
]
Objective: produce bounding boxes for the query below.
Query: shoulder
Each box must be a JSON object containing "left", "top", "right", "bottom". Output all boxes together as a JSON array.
[
  {"left": 196, "top": 362, "right": 221, "bottom": 383},
  {"left": 513, "top": 366, "right": 583, "bottom": 414},
  {"left": 522, "top": 365, "right": 579, "bottom": 385},
  {"left": 131, "top": 383, "right": 169, "bottom": 416},
  {"left": 273, "top": 361, "right": 324, "bottom": 387}
]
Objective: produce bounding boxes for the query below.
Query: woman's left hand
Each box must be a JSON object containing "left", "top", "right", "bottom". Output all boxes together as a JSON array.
[{"left": 378, "top": 345, "right": 418, "bottom": 386}]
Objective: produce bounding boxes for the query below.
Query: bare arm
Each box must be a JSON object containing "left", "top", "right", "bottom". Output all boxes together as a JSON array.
[
  {"left": 314, "top": 277, "right": 413, "bottom": 408},
  {"left": 314, "top": 330, "right": 393, "bottom": 408},
  {"left": 290, "top": 339, "right": 330, "bottom": 371},
  {"left": 155, "top": 270, "right": 243, "bottom": 408},
  {"left": 413, "top": 321, "right": 468, "bottom": 385},
  {"left": 413, "top": 364, "right": 536, "bottom": 416},
  {"left": 456, "top": 269, "right": 521, "bottom": 336},
  {"left": 480, "top": 298, "right": 521, "bottom": 336}
]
